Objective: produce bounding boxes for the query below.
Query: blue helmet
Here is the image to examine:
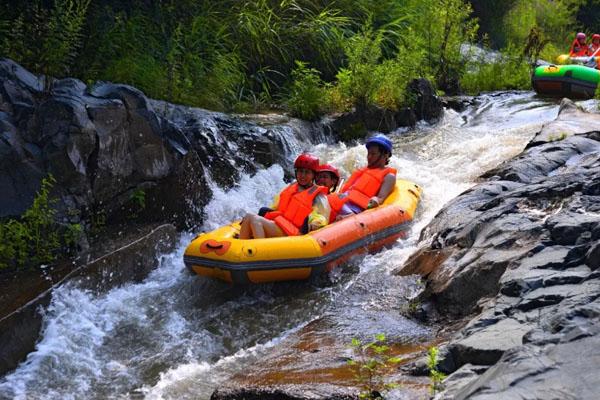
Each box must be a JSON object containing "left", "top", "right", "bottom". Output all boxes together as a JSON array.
[{"left": 365, "top": 134, "right": 393, "bottom": 155}]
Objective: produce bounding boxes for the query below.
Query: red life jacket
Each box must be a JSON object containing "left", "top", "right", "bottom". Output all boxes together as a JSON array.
[
  {"left": 264, "top": 183, "right": 327, "bottom": 236},
  {"left": 570, "top": 39, "right": 589, "bottom": 57},
  {"left": 328, "top": 167, "right": 396, "bottom": 213},
  {"left": 589, "top": 43, "right": 600, "bottom": 56}
]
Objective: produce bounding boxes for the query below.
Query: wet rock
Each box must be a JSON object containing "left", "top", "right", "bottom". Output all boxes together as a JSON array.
[
  {"left": 483, "top": 136, "right": 600, "bottom": 184},
  {"left": 0, "top": 290, "right": 52, "bottom": 379},
  {"left": 0, "top": 58, "right": 44, "bottom": 94},
  {"left": 500, "top": 265, "right": 590, "bottom": 297},
  {"left": 440, "top": 96, "right": 476, "bottom": 113},
  {"left": 515, "top": 284, "right": 579, "bottom": 312},
  {"left": 327, "top": 78, "right": 441, "bottom": 140},
  {"left": 210, "top": 273, "right": 434, "bottom": 400},
  {"left": 587, "top": 242, "right": 600, "bottom": 269},
  {"left": 0, "top": 59, "right": 324, "bottom": 230},
  {"left": 407, "top": 78, "right": 443, "bottom": 122},
  {"left": 449, "top": 318, "right": 532, "bottom": 367},
  {"left": 527, "top": 98, "right": 600, "bottom": 147},
  {"left": 519, "top": 246, "right": 573, "bottom": 270},
  {"left": 0, "top": 112, "right": 45, "bottom": 216},
  {"left": 547, "top": 211, "right": 599, "bottom": 245},
  {"left": 447, "top": 334, "right": 600, "bottom": 400},
  {"left": 210, "top": 385, "right": 357, "bottom": 400},
  {"left": 404, "top": 344, "right": 457, "bottom": 376},
  {"left": 435, "top": 363, "right": 487, "bottom": 399},
  {"left": 328, "top": 105, "right": 400, "bottom": 141},
  {"left": 396, "top": 102, "right": 600, "bottom": 397}
]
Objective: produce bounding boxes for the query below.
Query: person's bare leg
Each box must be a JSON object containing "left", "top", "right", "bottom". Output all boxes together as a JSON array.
[
  {"left": 249, "top": 214, "right": 266, "bottom": 238},
  {"left": 239, "top": 213, "right": 254, "bottom": 239},
  {"left": 240, "top": 214, "right": 285, "bottom": 239},
  {"left": 261, "top": 219, "right": 285, "bottom": 238}
]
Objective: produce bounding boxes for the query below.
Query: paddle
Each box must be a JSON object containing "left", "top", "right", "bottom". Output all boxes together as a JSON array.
[
  {"left": 335, "top": 178, "right": 345, "bottom": 193},
  {"left": 585, "top": 45, "right": 600, "bottom": 68}
]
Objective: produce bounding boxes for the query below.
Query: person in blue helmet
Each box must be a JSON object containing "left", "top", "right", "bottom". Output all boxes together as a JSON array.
[{"left": 327, "top": 134, "right": 397, "bottom": 220}]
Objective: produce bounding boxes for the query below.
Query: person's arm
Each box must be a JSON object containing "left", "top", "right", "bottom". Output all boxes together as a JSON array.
[
  {"left": 569, "top": 40, "right": 577, "bottom": 56},
  {"left": 307, "top": 194, "right": 330, "bottom": 230},
  {"left": 367, "top": 174, "right": 396, "bottom": 208}
]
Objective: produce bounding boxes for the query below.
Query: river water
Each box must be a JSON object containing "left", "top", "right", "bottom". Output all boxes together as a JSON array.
[{"left": 0, "top": 92, "right": 589, "bottom": 399}]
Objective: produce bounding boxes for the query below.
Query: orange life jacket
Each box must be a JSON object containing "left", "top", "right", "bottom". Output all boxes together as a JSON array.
[
  {"left": 328, "top": 167, "right": 396, "bottom": 213},
  {"left": 264, "top": 183, "right": 327, "bottom": 236},
  {"left": 326, "top": 193, "right": 338, "bottom": 223},
  {"left": 570, "top": 39, "right": 589, "bottom": 57}
]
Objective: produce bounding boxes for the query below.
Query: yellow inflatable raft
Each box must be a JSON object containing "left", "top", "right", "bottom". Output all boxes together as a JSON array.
[{"left": 184, "top": 179, "right": 422, "bottom": 284}]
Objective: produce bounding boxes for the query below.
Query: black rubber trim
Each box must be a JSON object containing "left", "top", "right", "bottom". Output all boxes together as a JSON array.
[
  {"left": 184, "top": 221, "right": 411, "bottom": 273},
  {"left": 532, "top": 75, "right": 597, "bottom": 90}
]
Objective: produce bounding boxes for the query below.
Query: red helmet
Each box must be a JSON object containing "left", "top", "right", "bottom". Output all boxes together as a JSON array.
[
  {"left": 593, "top": 34, "right": 600, "bottom": 41},
  {"left": 294, "top": 153, "right": 319, "bottom": 171},
  {"left": 577, "top": 32, "right": 586, "bottom": 40},
  {"left": 316, "top": 164, "right": 340, "bottom": 179}
]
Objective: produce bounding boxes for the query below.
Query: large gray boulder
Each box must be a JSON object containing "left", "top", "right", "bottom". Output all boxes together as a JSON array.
[
  {"left": 397, "top": 99, "right": 600, "bottom": 399},
  {"left": 0, "top": 59, "right": 326, "bottom": 231}
]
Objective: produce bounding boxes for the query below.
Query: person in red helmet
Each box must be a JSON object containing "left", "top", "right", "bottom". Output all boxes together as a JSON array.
[
  {"left": 328, "top": 134, "right": 397, "bottom": 220},
  {"left": 570, "top": 32, "right": 589, "bottom": 57},
  {"left": 316, "top": 164, "right": 341, "bottom": 193},
  {"left": 239, "top": 153, "right": 330, "bottom": 239}
]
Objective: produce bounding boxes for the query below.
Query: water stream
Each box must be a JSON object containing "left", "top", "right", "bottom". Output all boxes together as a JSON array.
[{"left": 0, "top": 92, "right": 588, "bottom": 400}]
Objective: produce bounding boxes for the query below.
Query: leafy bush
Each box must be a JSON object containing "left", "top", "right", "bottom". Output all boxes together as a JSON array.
[
  {"left": 336, "top": 27, "right": 384, "bottom": 110},
  {"left": 503, "top": 0, "right": 583, "bottom": 50},
  {"left": 0, "top": 0, "right": 90, "bottom": 87},
  {"left": 408, "top": 0, "right": 478, "bottom": 92},
  {"left": 461, "top": 45, "right": 531, "bottom": 93},
  {"left": 0, "top": 176, "right": 82, "bottom": 270},
  {"left": 427, "top": 346, "right": 446, "bottom": 395},
  {"left": 286, "top": 61, "right": 329, "bottom": 120},
  {"left": 348, "top": 334, "right": 402, "bottom": 399}
]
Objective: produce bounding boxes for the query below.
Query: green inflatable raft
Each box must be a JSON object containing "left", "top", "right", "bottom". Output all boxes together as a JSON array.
[{"left": 532, "top": 64, "right": 600, "bottom": 98}]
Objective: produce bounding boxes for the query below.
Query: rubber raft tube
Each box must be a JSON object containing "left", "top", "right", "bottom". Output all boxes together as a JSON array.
[
  {"left": 532, "top": 64, "right": 600, "bottom": 98},
  {"left": 184, "top": 179, "right": 422, "bottom": 284}
]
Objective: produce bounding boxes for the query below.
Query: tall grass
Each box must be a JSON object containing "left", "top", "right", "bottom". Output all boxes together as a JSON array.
[{"left": 0, "top": 0, "right": 587, "bottom": 116}]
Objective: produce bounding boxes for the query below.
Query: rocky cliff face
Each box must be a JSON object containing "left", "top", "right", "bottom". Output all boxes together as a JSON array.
[
  {"left": 399, "top": 99, "right": 600, "bottom": 399},
  {"left": 0, "top": 59, "right": 325, "bottom": 234}
]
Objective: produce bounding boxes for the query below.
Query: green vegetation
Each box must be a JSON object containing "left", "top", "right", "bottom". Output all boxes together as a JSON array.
[
  {"left": 129, "top": 187, "right": 147, "bottom": 219},
  {"left": 463, "top": 0, "right": 586, "bottom": 94},
  {"left": 0, "top": 1, "right": 594, "bottom": 114},
  {"left": 348, "top": 334, "right": 402, "bottom": 399},
  {"left": 548, "top": 132, "right": 569, "bottom": 142},
  {"left": 0, "top": 0, "right": 90, "bottom": 92},
  {"left": 89, "top": 209, "right": 107, "bottom": 237},
  {"left": 0, "top": 0, "right": 470, "bottom": 116},
  {"left": 461, "top": 44, "right": 531, "bottom": 93},
  {"left": 286, "top": 61, "right": 330, "bottom": 120},
  {"left": 0, "top": 176, "right": 82, "bottom": 270},
  {"left": 427, "top": 346, "right": 446, "bottom": 395}
]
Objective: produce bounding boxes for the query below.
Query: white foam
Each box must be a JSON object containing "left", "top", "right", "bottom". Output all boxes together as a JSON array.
[{"left": 201, "top": 165, "right": 286, "bottom": 231}]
